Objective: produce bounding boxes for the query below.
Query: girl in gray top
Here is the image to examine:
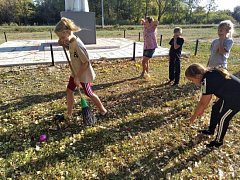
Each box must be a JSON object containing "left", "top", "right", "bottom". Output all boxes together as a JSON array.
[{"left": 208, "top": 20, "right": 234, "bottom": 69}]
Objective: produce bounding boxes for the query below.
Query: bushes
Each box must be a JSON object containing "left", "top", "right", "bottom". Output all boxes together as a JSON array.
[
  {"left": 160, "top": 10, "right": 236, "bottom": 25},
  {"left": 96, "top": 17, "right": 137, "bottom": 26},
  {"left": 208, "top": 12, "right": 236, "bottom": 24}
]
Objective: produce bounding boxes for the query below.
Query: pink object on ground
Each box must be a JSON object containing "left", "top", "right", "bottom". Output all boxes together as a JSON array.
[{"left": 39, "top": 134, "right": 47, "bottom": 142}]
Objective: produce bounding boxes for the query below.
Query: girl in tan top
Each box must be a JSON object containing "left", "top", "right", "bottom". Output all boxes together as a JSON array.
[{"left": 55, "top": 17, "right": 107, "bottom": 119}]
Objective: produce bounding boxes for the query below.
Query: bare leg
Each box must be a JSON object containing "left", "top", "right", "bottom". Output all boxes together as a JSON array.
[
  {"left": 66, "top": 88, "right": 74, "bottom": 117},
  {"left": 142, "top": 56, "right": 150, "bottom": 74},
  {"left": 89, "top": 93, "right": 107, "bottom": 114},
  {"left": 146, "top": 58, "right": 150, "bottom": 73}
]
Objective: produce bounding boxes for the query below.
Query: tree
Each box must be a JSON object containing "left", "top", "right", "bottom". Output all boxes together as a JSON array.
[
  {"left": 191, "top": 6, "right": 206, "bottom": 23},
  {"left": 232, "top": 6, "right": 240, "bottom": 23},
  {"left": 162, "top": 0, "right": 186, "bottom": 24},
  {"left": 156, "top": 0, "right": 172, "bottom": 22},
  {"left": 33, "top": 0, "right": 64, "bottom": 25},
  {"left": 205, "top": 0, "right": 217, "bottom": 23},
  {"left": 0, "top": 0, "right": 19, "bottom": 24},
  {"left": 194, "top": 6, "right": 205, "bottom": 13},
  {"left": 183, "top": 0, "right": 201, "bottom": 23},
  {"left": 15, "top": 0, "right": 34, "bottom": 25}
]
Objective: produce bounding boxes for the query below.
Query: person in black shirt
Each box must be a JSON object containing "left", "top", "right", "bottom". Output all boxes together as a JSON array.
[
  {"left": 167, "top": 27, "right": 184, "bottom": 86},
  {"left": 185, "top": 63, "right": 240, "bottom": 148}
]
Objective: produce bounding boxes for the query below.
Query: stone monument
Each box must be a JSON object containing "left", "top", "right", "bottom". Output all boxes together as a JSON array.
[{"left": 61, "top": 0, "right": 96, "bottom": 44}]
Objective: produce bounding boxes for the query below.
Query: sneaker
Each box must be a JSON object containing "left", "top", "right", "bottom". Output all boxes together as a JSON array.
[
  {"left": 198, "top": 129, "right": 214, "bottom": 135},
  {"left": 53, "top": 114, "right": 65, "bottom": 122},
  {"left": 96, "top": 112, "right": 108, "bottom": 121},
  {"left": 172, "top": 82, "right": 179, "bottom": 86},
  {"left": 53, "top": 114, "right": 72, "bottom": 122},
  {"left": 165, "top": 80, "right": 173, "bottom": 85},
  {"left": 206, "top": 140, "right": 223, "bottom": 148}
]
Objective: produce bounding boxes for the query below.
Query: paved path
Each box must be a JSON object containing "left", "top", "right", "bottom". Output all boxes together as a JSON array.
[{"left": 0, "top": 38, "right": 187, "bottom": 67}]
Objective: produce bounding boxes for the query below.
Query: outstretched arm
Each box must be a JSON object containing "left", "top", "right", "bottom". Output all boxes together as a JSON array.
[{"left": 189, "top": 94, "right": 212, "bottom": 124}]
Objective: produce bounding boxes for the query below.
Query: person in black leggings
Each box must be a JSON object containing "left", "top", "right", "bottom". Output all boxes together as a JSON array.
[{"left": 185, "top": 63, "right": 240, "bottom": 148}]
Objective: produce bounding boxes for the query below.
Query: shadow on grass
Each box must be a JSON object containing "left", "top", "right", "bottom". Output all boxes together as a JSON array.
[
  {"left": 4, "top": 83, "right": 198, "bottom": 176},
  {"left": 5, "top": 94, "right": 195, "bottom": 177},
  {"left": 162, "top": 148, "right": 213, "bottom": 177},
  {"left": 92, "top": 76, "right": 140, "bottom": 91},
  {"left": 104, "top": 137, "right": 212, "bottom": 179},
  {"left": 101, "top": 82, "right": 197, "bottom": 119},
  {"left": 0, "top": 91, "right": 66, "bottom": 114},
  {"left": 6, "top": 108, "right": 176, "bottom": 176},
  {"left": 0, "top": 108, "right": 85, "bottom": 159},
  {"left": 0, "top": 75, "right": 140, "bottom": 115}
]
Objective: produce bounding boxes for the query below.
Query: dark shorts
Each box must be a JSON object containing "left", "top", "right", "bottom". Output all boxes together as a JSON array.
[
  {"left": 143, "top": 49, "right": 155, "bottom": 58},
  {"left": 67, "top": 76, "right": 94, "bottom": 97}
]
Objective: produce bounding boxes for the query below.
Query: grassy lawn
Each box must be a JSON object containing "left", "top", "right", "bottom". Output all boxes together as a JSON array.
[{"left": 0, "top": 26, "right": 240, "bottom": 179}]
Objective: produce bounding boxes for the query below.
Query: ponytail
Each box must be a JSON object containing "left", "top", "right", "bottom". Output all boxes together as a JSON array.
[{"left": 212, "top": 67, "right": 231, "bottom": 79}]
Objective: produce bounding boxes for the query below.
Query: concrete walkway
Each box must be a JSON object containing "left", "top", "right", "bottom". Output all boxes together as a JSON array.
[{"left": 0, "top": 38, "right": 183, "bottom": 67}]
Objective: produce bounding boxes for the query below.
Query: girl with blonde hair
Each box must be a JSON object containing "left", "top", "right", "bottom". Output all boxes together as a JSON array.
[
  {"left": 208, "top": 20, "right": 234, "bottom": 69},
  {"left": 54, "top": 17, "right": 107, "bottom": 120}
]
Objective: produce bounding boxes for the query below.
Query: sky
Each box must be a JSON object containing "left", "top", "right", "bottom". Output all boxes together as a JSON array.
[{"left": 200, "top": 0, "right": 240, "bottom": 11}]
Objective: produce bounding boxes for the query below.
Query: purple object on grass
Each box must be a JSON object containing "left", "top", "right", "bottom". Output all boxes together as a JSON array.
[{"left": 39, "top": 134, "right": 47, "bottom": 142}]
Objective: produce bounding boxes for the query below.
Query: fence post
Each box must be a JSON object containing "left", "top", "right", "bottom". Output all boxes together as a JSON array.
[
  {"left": 159, "top": 34, "right": 162, "bottom": 46},
  {"left": 132, "top": 42, "right": 136, "bottom": 60},
  {"left": 138, "top": 32, "right": 141, "bottom": 41},
  {"left": 124, "top": 30, "right": 126, "bottom": 38},
  {"left": 194, "top": 39, "right": 199, "bottom": 56},
  {"left": 50, "top": 30, "right": 53, "bottom": 40},
  {"left": 50, "top": 44, "right": 55, "bottom": 66},
  {"left": 4, "top": 32, "right": 7, "bottom": 42}
]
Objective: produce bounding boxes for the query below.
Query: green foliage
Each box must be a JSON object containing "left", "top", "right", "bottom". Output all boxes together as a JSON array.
[
  {"left": 0, "top": 0, "right": 239, "bottom": 25},
  {"left": 161, "top": 0, "right": 187, "bottom": 24},
  {"left": 190, "top": 10, "right": 234, "bottom": 24},
  {"left": 208, "top": 11, "right": 236, "bottom": 24}
]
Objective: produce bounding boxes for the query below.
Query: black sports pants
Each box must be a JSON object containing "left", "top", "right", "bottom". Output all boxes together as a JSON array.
[{"left": 209, "top": 99, "right": 239, "bottom": 142}]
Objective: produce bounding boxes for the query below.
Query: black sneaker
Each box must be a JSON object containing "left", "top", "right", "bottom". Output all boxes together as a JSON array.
[
  {"left": 198, "top": 129, "right": 214, "bottom": 135},
  {"left": 96, "top": 112, "right": 108, "bottom": 121},
  {"left": 165, "top": 80, "right": 173, "bottom": 85},
  {"left": 53, "top": 114, "right": 65, "bottom": 122},
  {"left": 206, "top": 140, "right": 223, "bottom": 148},
  {"left": 172, "top": 82, "right": 179, "bottom": 86}
]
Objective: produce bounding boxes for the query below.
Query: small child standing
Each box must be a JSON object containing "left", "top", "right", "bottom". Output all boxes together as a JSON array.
[
  {"left": 168, "top": 27, "right": 184, "bottom": 86},
  {"left": 140, "top": 16, "right": 158, "bottom": 79},
  {"left": 54, "top": 17, "right": 107, "bottom": 119},
  {"left": 208, "top": 20, "right": 234, "bottom": 69}
]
